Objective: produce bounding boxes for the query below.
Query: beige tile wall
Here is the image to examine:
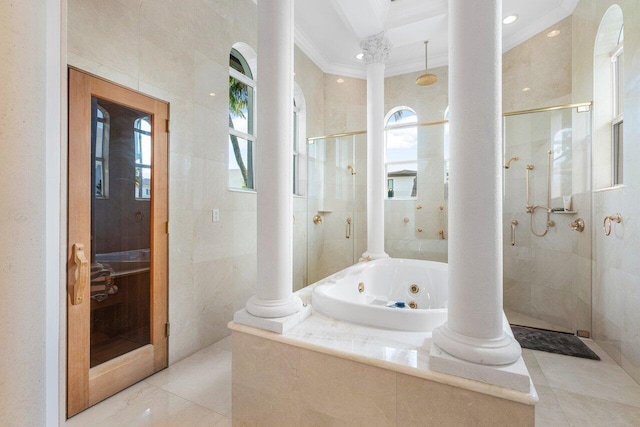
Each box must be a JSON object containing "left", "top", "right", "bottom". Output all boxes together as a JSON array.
[
  {"left": 68, "top": 0, "right": 325, "bottom": 363},
  {"left": 571, "top": 0, "right": 640, "bottom": 385},
  {"left": 232, "top": 331, "right": 534, "bottom": 426}
]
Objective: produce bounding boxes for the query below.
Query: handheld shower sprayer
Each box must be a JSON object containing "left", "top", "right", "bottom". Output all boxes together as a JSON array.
[{"left": 504, "top": 156, "right": 519, "bottom": 169}]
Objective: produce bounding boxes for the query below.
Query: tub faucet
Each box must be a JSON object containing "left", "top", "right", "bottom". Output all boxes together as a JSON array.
[{"left": 358, "top": 256, "right": 372, "bottom": 263}]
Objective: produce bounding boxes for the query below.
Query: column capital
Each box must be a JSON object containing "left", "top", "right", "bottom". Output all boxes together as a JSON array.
[{"left": 360, "top": 32, "right": 390, "bottom": 64}]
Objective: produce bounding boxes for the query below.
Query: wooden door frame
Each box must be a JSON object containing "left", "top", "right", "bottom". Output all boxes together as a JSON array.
[{"left": 66, "top": 68, "right": 169, "bottom": 418}]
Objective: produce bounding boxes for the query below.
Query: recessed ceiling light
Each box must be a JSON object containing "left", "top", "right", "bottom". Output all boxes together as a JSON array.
[
  {"left": 503, "top": 15, "right": 518, "bottom": 25},
  {"left": 209, "top": 92, "right": 216, "bottom": 96},
  {"left": 522, "top": 87, "right": 531, "bottom": 92},
  {"left": 547, "top": 30, "right": 561, "bottom": 38},
  {"left": 355, "top": 52, "right": 364, "bottom": 60},
  {"left": 336, "top": 78, "right": 345, "bottom": 83}
]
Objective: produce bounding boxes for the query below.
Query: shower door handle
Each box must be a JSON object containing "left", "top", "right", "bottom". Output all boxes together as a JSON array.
[
  {"left": 71, "top": 243, "right": 89, "bottom": 305},
  {"left": 510, "top": 220, "right": 518, "bottom": 246},
  {"left": 346, "top": 217, "right": 352, "bottom": 239}
]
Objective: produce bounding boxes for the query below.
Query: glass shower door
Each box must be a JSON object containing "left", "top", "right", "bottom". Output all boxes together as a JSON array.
[
  {"left": 306, "top": 135, "right": 360, "bottom": 284},
  {"left": 502, "top": 104, "right": 592, "bottom": 335}
]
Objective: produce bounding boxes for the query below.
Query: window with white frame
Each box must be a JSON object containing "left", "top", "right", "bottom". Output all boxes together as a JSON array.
[
  {"left": 385, "top": 107, "right": 418, "bottom": 199},
  {"left": 95, "top": 105, "right": 110, "bottom": 198},
  {"left": 229, "top": 48, "right": 256, "bottom": 190},
  {"left": 611, "top": 24, "right": 624, "bottom": 185},
  {"left": 134, "top": 117, "right": 152, "bottom": 200}
]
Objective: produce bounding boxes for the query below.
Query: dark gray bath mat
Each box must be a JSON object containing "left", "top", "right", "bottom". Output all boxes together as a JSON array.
[{"left": 512, "top": 326, "right": 600, "bottom": 360}]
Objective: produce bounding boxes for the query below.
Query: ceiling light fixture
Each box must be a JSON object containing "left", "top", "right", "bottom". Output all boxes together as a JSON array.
[
  {"left": 522, "top": 87, "right": 531, "bottom": 92},
  {"left": 209, "top": 92, "right": 216, "bottom": 96},
  {"left": 416, "top": 41, "right": 437, "bottom": 86},
  {"left": 503, "top": 15, "right": 518, "bottom": 25},
  {"left": 355, "top": 52, "right": 364, "bottom": 60},
  {"left": 547, "top": 30, "right": 560, "bottom": 38},
  {"left": 336, "top": 78, "right": 345, "bottom": 83}
]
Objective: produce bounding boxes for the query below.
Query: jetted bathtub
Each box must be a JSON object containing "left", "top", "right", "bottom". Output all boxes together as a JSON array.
[{"left": 311, "top": 258, "right": 448, "bottom": 332}]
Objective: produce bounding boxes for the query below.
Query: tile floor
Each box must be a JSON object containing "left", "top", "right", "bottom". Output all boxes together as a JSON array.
[{"left": 66, "top": 335, "right": 640, "bottom": 426}]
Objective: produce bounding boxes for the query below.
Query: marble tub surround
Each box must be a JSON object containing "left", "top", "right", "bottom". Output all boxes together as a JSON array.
[
  {"left": 229, "top": 311, "right": 537, "bottom": 403},
  {"left": 231, "top": 321, "right": 536, "bottom": 426}
]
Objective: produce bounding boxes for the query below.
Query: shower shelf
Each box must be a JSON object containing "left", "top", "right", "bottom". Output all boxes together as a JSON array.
[
  {"left": 317, "top": 210, "right": 333, "bottom": 214},
  {"left": 552, "top": 210, "right": 578, "bottom": 215}
]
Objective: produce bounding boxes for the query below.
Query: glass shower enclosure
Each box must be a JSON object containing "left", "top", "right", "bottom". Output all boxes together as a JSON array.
[
  {"left": 502, "top": 104, "right": 592, "bottom": 334},
  {"left": 305, "top": 133, "right": 367, "bottom": 286}
]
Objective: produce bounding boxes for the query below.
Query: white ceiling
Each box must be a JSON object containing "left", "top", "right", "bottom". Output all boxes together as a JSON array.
[{"left": 294, "top": 0, "right": 579, "bottom": 78}]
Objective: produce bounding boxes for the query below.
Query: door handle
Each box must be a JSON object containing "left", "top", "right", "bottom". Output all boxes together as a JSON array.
[
  {"left": 72, "top": 243, "right": 89, "bottom": 305},
  {"left": 346, "top": 217, "right": 352, "bottom": 239}
]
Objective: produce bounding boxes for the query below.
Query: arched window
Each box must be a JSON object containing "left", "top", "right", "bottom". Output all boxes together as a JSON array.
[
  {"left": 593, "top": 6, "right": 624, "bottom": 189},
  {"left": 229, "top": 46, "right": 256, "bottom": 190},
  {"left": 134, "top": 117, "right": 152, "bottom": 200},
  {"left": 385, "top": 107, "right": 418, "bottom": 198},
  {"left": 95, "top": 105, "right": 110, "bottom": 198}
]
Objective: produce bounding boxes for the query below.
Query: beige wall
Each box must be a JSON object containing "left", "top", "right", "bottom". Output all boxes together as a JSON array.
[
  {"left": 571, "top": 0, "right": 640, "bottom": 384},
  {"left": 503, "top": 17, "right": 573, "bottom": 112},
  {"left": 0, "top": 0, "right": 48, "bottom": 425},
  {"left": 67, "top": 0, "right": 325, "bottom": 365}
]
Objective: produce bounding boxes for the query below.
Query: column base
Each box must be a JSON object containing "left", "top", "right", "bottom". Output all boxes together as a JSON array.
[
  {"left": 245, "top": 294, "right": 303, "bottom": 319},
  {"left": 432, "top": 322, "right": 521, "bottom": 366},
  {"left": 234, "top": 300, "right": 311, "bottom": 335},
  {"left": 361, "top": 250, "right": 389, "bottom": 260}
]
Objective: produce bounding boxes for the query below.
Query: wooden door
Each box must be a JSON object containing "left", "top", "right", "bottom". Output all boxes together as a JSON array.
[{"left": 67, "top": 69, "right": 169, "bottom": 417}]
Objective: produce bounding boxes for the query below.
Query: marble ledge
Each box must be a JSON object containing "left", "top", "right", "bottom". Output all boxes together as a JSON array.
[{"left": 228, "top": 311, "right": 539, "bottom": 406}]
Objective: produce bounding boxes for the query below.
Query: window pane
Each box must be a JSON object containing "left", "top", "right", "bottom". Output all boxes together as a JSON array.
[
  {"left": 230, "top": 49, "right": 253, "bottom": 79},
  {"left": 387, "top": 164, "right": 417, "bottom": 198},
  {"left": 96, "top": 121, "right": 104, "bottom": 158},
  {"left": 135, "top": 166, "right": 151, "bottom": 199},
  {"left": 134, "top": 117, "right": 152, "bottom": 166},
  {"left": 228, "top": 135, "right": 254, "bottom": 189},
  {"left": 386, "top": 108, "right": 417, "bottom": 126},
  {"left": 229, "top": 77, "right": 254, "bottom": 136},
  {"left": 386, "top": 126, "right": 418, "bottom": 163},
  {"left": 616, "top": 52, "right": 623, "bottom": 115},
  {"left": 385, "top": 108, "right": 418, "bottom": 199},
  {"left": 293, "top": 155, "right": 299, "bottom": 194},
  {"left": 95, "top": 160, "right": 104, "bottom": 197},
  {"left": 613, "top": 120, "right": 623, "bottom": 185}
]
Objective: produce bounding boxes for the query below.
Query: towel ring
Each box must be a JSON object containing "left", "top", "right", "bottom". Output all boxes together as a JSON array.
[{"left": 603, "top": 213, "right": 622, "bottom": 236}]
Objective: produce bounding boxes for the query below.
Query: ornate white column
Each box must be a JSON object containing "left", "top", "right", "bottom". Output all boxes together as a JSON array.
[
  {"left": 431, "top": 0, "right": 521, "bottom": 367},
  {"left": 243, "top": 0, "right": 303, "bottom": 321},
  {"left": 361, "top": 32, "right": 390, "bottom": 260}
]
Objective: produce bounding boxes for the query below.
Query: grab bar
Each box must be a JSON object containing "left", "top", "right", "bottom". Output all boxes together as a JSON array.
[
  {"left": 346, "top": 217, "right": 352, "bottom": 239},
  {"left": 510, "top": 220, "right": 518, "bottom": 246}
]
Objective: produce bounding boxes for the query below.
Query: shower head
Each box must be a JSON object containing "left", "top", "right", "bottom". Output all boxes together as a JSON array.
[{"left": 504, "top": 156, "right": 519, "bottom": 169}]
